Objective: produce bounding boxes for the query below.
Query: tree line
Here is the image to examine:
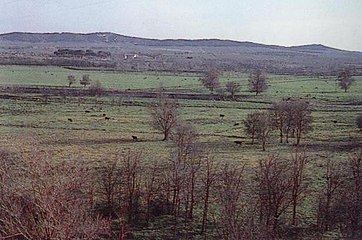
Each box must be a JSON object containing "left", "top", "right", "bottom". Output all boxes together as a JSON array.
[
  {"left": 199, "top": 68, "right": 355, "bottom": 99},
  {"left": 1, "top": 131, "right": 361, "bottom": 239}
]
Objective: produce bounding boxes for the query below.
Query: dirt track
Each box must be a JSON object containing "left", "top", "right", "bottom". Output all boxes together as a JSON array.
[{"left": 0, "top": 85, "right": 272, "bottom": 104}]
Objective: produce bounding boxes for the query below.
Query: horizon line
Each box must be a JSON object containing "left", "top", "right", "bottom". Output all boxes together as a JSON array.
[{"left": 0, "top": 31, "right": 360, "bottom": 53}]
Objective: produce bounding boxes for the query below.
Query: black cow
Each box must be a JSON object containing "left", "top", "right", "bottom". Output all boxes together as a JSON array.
[{"left": 234, "top": 140, "right": 242, "bottom": 146}]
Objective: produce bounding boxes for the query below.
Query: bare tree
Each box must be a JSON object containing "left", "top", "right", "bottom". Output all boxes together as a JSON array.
[
  {"left": 225, "top": 81, "right": 241, "bottom": 100},
  {"left": 216, "top": 163, "right": 248, "bottom": 239},
  {"left": 337, "top": 69, "right": 354, "bottom": 92},
  {"left": 317, "top": 158, "right": 345, "bottom": 231},
  {"left": 290, "top": 149, "right": 309, "bottom": 226},
  {"left": 0, "top": 150, "right": 111, "bottom": 239},
  {"left": 249, "top": 69, "right": 268, "bottom": 95},
  {"left": 119, "top": 150, "right": 142, "bottom": 224},
  {"left": 292, "top": 100, "right": 312, "bottom": 146},
  {"left": 169, "top": 123, "right": 200, "bottom": 234},
  {"left": 244, "top": 111, "right": 272, "bottom": 151},
  {"left": 271, "top": 100, "right": 312, "bottom": 145},
  {"left": 271, "top": 101, "right": 290, "bottom": 143},
  {"left": 344, "top": 149, "right": 362, "bottom": 237},
  {"left": 356, "top": 115, "right": 362, "bottom": 133},
  {"left": 201, "top": 155, "right": 219, "bottom": 235},
  {"left": 143, "top": 159, "right": 167, "bottom": 224},
  {"left": 80, "top": 74, "right": 91, "bottom": 87},
  {"left": 172, "top": 123, "right": 200, "bottom": 222},
  {"left": 150, "top": 93, "right": 179, "bottom": 141},
  {"left": 96, "top": 158, "right": 121, "bottom": 217},
  {"left": 255, "top": 112, "right": 273, "bottom": 151},
  {"left": 257, "top": 155, "right": 292, "bottom": 238},
  {"left": 244, "top": 112, "right": 260, "bottom": 144},
  {"left": 199, "top": 68, "right": 220, "bottom": 93},
  {"left": 67, "top": 75, "right": 76, "bottom": 87},
  {"left": 89, "top": 80, "right": 104, "bottom": 97}
]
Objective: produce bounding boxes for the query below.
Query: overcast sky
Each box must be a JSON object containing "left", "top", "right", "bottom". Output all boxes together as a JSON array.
[{"left": 1, "top": 0, "right": 361, "bottom": 51}]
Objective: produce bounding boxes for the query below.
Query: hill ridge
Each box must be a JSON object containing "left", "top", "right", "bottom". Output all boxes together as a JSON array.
[{"left": 0, "top": 31, "right": 355, "bottom": 53}]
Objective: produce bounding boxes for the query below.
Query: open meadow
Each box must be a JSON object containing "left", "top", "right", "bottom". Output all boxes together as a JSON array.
[
  {"left": 0, "top": 65, "right": 361, "bottom": 162},
  {"left": 0, "top": 65, "right": 362, "bottom": 239}
]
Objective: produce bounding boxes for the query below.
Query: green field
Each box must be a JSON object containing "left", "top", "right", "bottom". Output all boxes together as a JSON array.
[
  {"left": 1, "top": 65, "right": 362, "bottom": 239},
  {"left": 0, "top": 65, "right": 361, "bottom": 165}
]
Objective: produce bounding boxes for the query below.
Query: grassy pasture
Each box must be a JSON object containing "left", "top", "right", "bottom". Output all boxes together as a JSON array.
[
  {"left": 0, "top": 65, "right": 361, "bottom": 238},
  {"left": 0, "top": 65, "right": 361, "bottom": 168}
]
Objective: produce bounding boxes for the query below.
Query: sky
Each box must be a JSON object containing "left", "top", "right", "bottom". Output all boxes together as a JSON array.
[{"left": 0, "top": 0, "right": 361, "bottom": 51}]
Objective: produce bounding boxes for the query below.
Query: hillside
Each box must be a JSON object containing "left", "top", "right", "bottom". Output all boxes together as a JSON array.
[
  {"left": 1, "top": 32, "right": 362, "bottom": 74},
  {"left": 0, "top": 32, "right": 349, "bottom": 50}
]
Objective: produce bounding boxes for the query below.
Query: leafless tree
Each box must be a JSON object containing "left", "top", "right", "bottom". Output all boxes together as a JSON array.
[
  {"left": 199, "top": 68, "right": 220, "bottom": 93},
  {"left": 80, "top": 74, "right": 91, "bottom": 87},
  {"left": 344, "top": 149, "right": 362, "bottom": 237},
  {"left": 89, "top": 80, "right": 104, "bottom": 97},
  {"left": 67, "top": 75, "right": 76, "bottom": 87},
  {"left": 337, "top": 69, "right": 354, "bottom": 92},
  {"left": 271, "top": 101, "right": 290, "bottom": 143},
  {"left": 255, "top": 112, "right": 273, "bottom": 151},
  {"left": 142, "top": 159, "right": 168, "bottom": 224},
  {"left": 292, "top": 100, "right": 312, "bottom": 146},
  {"left": 225, "top": 81, "right": 241, "bottom": 100},
  {"left": 356, "top": 115, "right": 362, "bottom": 133},
  {"left": 271, "top": 100, "right": 312, "bottom": 145},
  {"left": 290, "top": 149, "right": 309, "bottom": 226},
  {"left": 257, "top": 155, "right": 293, "bottom": 238},
  {"left": 214, "top": 163, "right": 261, "bottom": 239},
  {"left": 0, "top": 150, "right": 111, "bottom": 239},
  {"left": 249, "top": 69, "right": 268, "bottom": 95},
  {"left": 244, "top": 111, "right": 272, "bottom": 151},
  {"left": 96, "top": 158, "right": 121, "bottom": 217},
  {"left": 150, "top": 93, "right": 179, "bottom": 141},
  {"left": 244, "top": 112, "right": 260, "bottom": 144},
  {"left": 119, "top": 150, "right": 142, "bottom": 224},
  {"left": 169, "top": 123, "right": 201, "bottom": 234},
  {"left": 200, "top": 155, "right": 219, "bottom": 235},
  {"left": 215, "top": 163, "right": 247, "bottom": 239},
  {"left": 317, "top": 158, "right": 345, "bottom": 231}
]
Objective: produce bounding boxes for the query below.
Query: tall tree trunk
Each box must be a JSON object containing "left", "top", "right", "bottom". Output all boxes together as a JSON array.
[{"left": 291, "top": 197, "right": 297, "bottom": 225}]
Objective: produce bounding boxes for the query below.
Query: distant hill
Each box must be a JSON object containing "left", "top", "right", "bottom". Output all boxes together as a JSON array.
[
  {"left": 1, "top": 32, "right": 361, "bottom": 74},
  {"left": 0, "top": 32, "right": 353, "bottom": 52}
]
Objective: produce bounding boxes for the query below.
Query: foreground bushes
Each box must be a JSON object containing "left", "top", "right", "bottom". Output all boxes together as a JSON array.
[
  {"left": 0, "top": 150, "right": 111, "bottom": 239},
  {"left": 1, "top": 145, "right": 361, "bottom": 239}
]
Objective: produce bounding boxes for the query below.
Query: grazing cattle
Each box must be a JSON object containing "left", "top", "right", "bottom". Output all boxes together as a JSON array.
[
  {"left": 68, "top": 118, "right": 73, "bottom": 122},
  {"left": 234, "top": 140, "right": 242, "bottom": 146},
  {"left": 85, "top": 110, "right": 90, "bottom": 113},
  {"left": 132, "top": 135, "right": 138, "bottom": 142},
  {"left": 234, "top": 123, "right": 240, "bottom": 126},
  {"left": 220, "top": 114, "right": 225, "bottom": 118},
  {"left": 333, "top": 120, "right": 338, "bottom": 124},
  {"left": 103, "top": 113, "right": 106, "bottom": 117},
  {"left": 105, "top": 117, "right": 110, "bottom": 120}
]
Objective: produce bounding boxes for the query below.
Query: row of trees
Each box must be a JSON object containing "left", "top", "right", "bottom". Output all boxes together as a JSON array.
[
  {"left": 67, "top": 74, "right": 92, "bottom": 87},
  {"left": 244, "top": 100, "right": 312, "bottom": 150},
  {"left": 149, "top": 93, "right": 312, "bottom": 151},
  {"left": 199, "top": 69, "right": 268, "bottom": 98},
  {"left": 2, "top": 139, "right": 360, "bottom": 239},
  {"left": 199, "top": 68, "right": 355, "bottom": 98}
]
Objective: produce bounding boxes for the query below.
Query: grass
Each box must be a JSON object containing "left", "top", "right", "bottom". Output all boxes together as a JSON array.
[
  {"left": 0, "top": 65, "right": 361, "bottom": 162},
  {"left": 0, "top": 66, "right": 361, "bottom": 166},
  {"left": 0, "top": 65, "right": 361, "bottom": 239}
]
